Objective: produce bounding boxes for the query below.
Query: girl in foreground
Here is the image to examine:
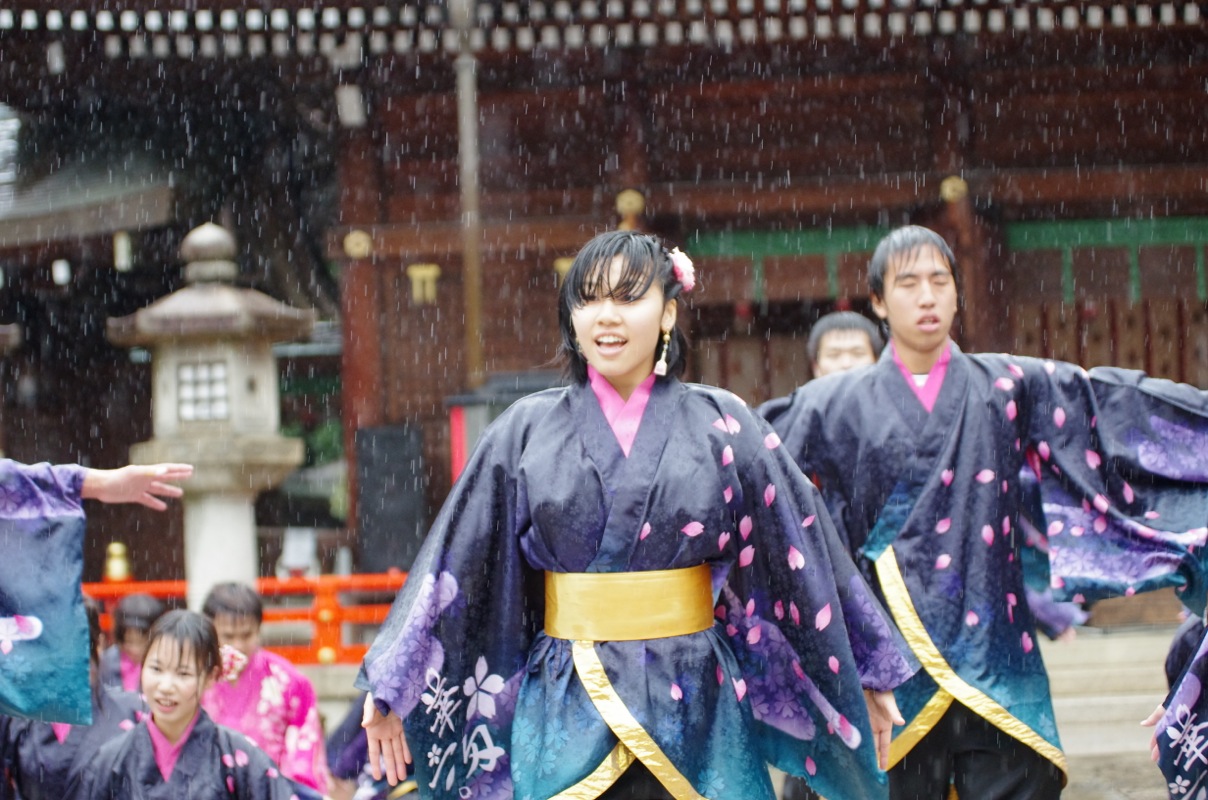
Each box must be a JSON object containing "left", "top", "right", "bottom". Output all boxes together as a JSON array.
[
  {"left": 67, "top": 610, "right": 300, "bottom": 799},
  {"left": 359, "top": 230, "right": 915, "bottom": 800}
]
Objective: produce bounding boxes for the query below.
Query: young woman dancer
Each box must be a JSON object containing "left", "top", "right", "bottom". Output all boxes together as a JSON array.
[
  {"left": 67, "top": 610, "right": 301, "bottom": 799},
  {"left": 358, "top": 230, "right": 915, "bottom": 800}
]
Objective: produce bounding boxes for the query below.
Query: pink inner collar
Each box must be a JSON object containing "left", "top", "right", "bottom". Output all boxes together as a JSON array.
[
  {"left": 147, "top": 710, "right": 201, "bottom": 782},
  {"left": 891, "top": 341, "right": 952, "bottom": 413},
  {"left": 50, "top": 722, "right": 71, "bottom": 744},
  {"left": 588, "top": 367, "right": 655, "bottom": 457},
  {"left": 120, "top": 650, "right": 142, "bottom": 692}
]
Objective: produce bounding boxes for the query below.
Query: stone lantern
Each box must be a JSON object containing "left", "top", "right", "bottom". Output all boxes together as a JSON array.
[{"left": 108, "top": 223, "right": 314, "bottom": 610}]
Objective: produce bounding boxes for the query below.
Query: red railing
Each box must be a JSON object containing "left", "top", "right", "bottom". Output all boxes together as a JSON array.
[{"left": 83, "top": 572, "right": 408, "bottom": 665}]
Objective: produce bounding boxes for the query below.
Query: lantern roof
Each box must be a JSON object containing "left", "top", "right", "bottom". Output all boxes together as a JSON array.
[{"left": 107, "top": 222, "right": 315, "bottom": 346}]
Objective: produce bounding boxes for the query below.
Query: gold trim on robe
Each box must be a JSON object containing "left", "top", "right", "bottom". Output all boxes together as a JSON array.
[
  {"left": 567, "top": 640, "right": 707, "bottom": 800},
  {"left": 545, "top": 566, "right": 714, "bottom": 641},
  {"left": 875, "top": 547, "right": 1068, "bottom": 779},
  {"left": 886, "top": 689, "right": 955, "bottom": 768}
]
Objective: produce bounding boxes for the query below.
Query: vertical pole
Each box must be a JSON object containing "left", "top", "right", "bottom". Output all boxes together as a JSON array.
[{"left": 452, "top": 1, "right": 485, "bottom": 389}]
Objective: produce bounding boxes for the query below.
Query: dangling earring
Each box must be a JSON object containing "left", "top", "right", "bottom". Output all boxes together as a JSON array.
[{"left": 653, "top": 330, "right": 672, "bottom": 376}]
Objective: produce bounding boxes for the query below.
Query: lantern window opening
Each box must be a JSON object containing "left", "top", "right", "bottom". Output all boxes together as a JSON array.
[{"left": 178, "top": 360, "right": 231, "bottom": 422}]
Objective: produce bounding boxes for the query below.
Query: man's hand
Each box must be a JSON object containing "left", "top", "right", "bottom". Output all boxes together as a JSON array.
[
  {"left": 865, "top": 689, "right": 905, "bottom": 771},
  {"left": 81, "top": 464, "right": 193, "bottom": 510},
  {"left": 363, "top": 693, "right": 411, "bottom": 785}
]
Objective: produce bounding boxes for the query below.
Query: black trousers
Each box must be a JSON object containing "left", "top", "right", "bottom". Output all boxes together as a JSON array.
[
  {"left": 889, "top": 702, "right": 1064, "bottom": 800},
  {"left": 781, "top": 774, "right": 821, "bottom": 800},
  {"left": 598, "top": 760, "right": 674, "bottom": 800}
]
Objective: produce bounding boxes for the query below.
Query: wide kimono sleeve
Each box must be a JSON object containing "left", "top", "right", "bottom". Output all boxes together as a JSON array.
[
  {"left": 708, "top": 393, "right": 916, "bottom": 799},
  {"left": 0, "top": 460, "right": 91, "bottom": 724},
  {"left": 1008, "top": 359, "right": 1208, "bottom": 612},
  {"left": 355, "top": 398, "right": 547, "bottom": 798},
  {"left": 277, "top": 671, "right": 330, "bottom": 794}
]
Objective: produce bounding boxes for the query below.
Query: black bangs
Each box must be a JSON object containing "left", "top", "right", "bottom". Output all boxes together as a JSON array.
[{"left": 563, "top": 236, "right": 661, "bottom": 308}]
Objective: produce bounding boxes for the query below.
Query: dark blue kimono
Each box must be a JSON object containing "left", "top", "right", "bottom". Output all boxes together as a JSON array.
[
  {"left": 0, "top": 685, "right": 144, "bottom": 799},
  {"left": 65, "top": 711, "right": 299, "bottom": 799},
  {"left": 359, "top": 378, "right": 916, "bottom": 800},
  {"left": 0, "top": 460, "right": 91, "bottom": 724},
  {"left": 762, "top": 344, "right": 1208, "bottom": 780}
]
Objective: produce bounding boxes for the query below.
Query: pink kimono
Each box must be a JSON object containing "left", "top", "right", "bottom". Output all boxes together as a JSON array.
[{"left": 201, "top": 648, "right": 330, "bottom": 793}]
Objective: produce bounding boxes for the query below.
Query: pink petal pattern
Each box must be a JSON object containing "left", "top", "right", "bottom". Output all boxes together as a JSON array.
[
  {"left": 712, "top": 418, "right": 728, "bottom": 432},
  {"left": 1048, "top": 521, "right": 1064, "bottom": 536},
  {"left": 723, "top": 486, "right": 733, "bottom": 503},
  {"left": 747, "top": 625, "right": 762, "bottom": 645},
  {"left": 717, "top": 665, "right": 724, "bottom": 685},
  {"left": 740, "top": 516, "right": 753, "bottom": 540},
  {"left": 1094, "top": 516, "right": 1108, "bottom": 533},
  {"left": 739, "top": 545, "right": 755, "bottom": 567},
  {"left": 981, "top": 525, "right": 995, "bottom": 545},
  {"left": 745, "top": 599, "right": 756, "bottom": 617},
  {"left": 828, "top": 656, "right": 840, "bottom": 674},
  {"left": 965, "top": 611, "right": 979, "bottom": 626},
  {"left": 682, "top": 521, "right": 704, "bottom": 537},
  {"left": 941, "top": 469, "right": 954, "bottom": 486},
  {"left": 732, "top": 677, "right": 747, "bottom": 702},
  {"left": 975, "top": 469, "right": 996, "bottom": 484},
  {"left": 801, "top": 515, "right": 815, "bottom": 528},
  {"left": 1006, "top": 400, "right": 1017, "bottom": 420},
  {"left": 764, "top": 432, "right": 781, "bottom": 449},
  {"left": 787, "top": 546, "right": 806, "bottom": 570},
  {"left": 1053, "top": 407, "right": 1066, "bottom": 428},
  {"left": 764, "top": 484, "right": 777, "bottom": 506},
  {"left": 640, "top": 523, "right": 651, "bottom": 540},
  {"left": 1009, "top": 363, "right": 1025, "bottom": 378},
  {"left": 1123, "top": 482, "right": 1135, "bottom": 504},
  {"left": 1038, "top": 441, "right": 1051, "bottom": 460},
  {"left": 1021, "top": 632, "right": 1034, "bottom": 653},
  {"left": 721, "top": 445, "right": 734, "bottom": 466},
  {"left": 994, "top": 377, "right": 1015, "bottom": 391},
  {"left": 815, "top": 603, "right": 832, "bottom": 631},
  {"left": 935, "top": 554, "right": 952, "bottom": 569},
  {"left": 935, "top": 518, "right": 951, "bottom": 534},
  {"left": 1093, "top": 494, "right": 1110, "bottom": 514},
  {"left": 774, "top": 600, "right": 785, "bottom": 620},
  {"left": 670, "top": 683, "right": 683, "bottom": 701},
  {"left": 718, "top": 531, "right": 731, "bottom": 551},
  {"left": 1145, "top": 510, "right": 1161, "bottom": 520},
  {"left": 1044, "top": 360, "right": 1056, "bottom": 374},
  {"left": 790, "top": 602, "right": 801, "bottom": 625},
  {"left": 1002, "top": 517, "right": 1011, "bottom": 535},
  {"left": 1085, "top": 450, "right": 1102, "bottom": 469},
  {"left": 805, "top": 757, "right": 817, "bottom": 776}
]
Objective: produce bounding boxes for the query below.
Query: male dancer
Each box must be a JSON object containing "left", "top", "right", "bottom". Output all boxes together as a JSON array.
[
  {"left": 762, "top": 225, "right": 1208, "bottom": 799},
  {"left": 776, "top": 310, "right": 882, "bottom": 800}
]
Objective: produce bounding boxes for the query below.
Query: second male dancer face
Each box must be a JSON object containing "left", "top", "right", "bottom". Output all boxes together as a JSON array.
[{"left": 870, "top": 244, "right": 957, "bottom": 375}]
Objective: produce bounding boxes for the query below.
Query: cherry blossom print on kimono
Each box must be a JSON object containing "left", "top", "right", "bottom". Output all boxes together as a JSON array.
[
  {"left": 65, "top": 710, "right": 300, "bottom": 800},
  {"left": 763, "top": 344, "right": 1208, "bottom": 783},
  {"left": 203, "top": 648, "right": 330, "bottom": 793},
  {"left": 359, "top": 378, "right": 915, "bottom": 800},
  {"left": 0, "top": 460, "right": 92, "bottom": 724},
  {"left": 1158, "top": 627, "right": 1208, "bottom": 799}
]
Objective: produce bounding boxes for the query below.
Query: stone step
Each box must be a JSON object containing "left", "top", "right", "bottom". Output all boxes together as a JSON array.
[{"left": 1045, "top": 662, "right": 1167, "bottom": 696}]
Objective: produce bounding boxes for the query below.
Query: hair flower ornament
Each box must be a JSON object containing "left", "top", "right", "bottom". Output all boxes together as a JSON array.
[
  {"left": 669, "top": 247, "right": 696, "bottom": 293},
  {"left": 219, "top": 644, "right": 248, "bottom": 683}
]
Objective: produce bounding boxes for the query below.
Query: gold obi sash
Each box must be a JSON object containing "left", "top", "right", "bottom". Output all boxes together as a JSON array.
[{"left": 544, "top": 564, "right": 715, "bottom": 641}]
